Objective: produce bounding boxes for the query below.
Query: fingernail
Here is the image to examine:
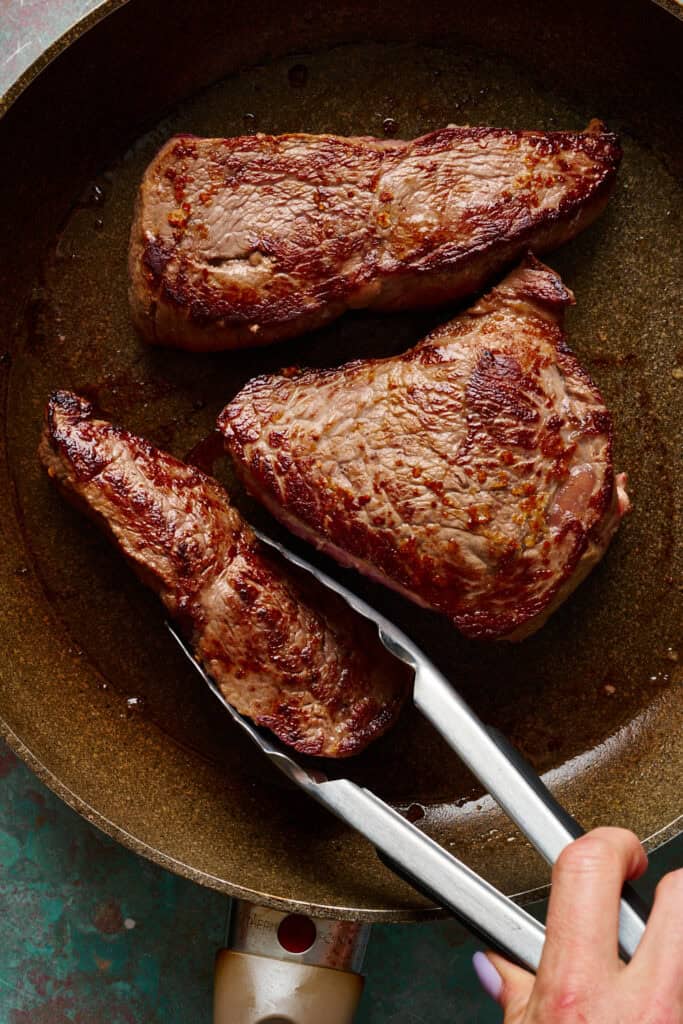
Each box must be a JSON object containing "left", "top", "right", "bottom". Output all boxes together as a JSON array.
[{"left": 472, "top": 951, "right": 503, "bottom": 1002}]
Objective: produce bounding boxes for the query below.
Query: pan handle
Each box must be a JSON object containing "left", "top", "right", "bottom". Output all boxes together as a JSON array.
[{"left": 213, "top": 949, "right": 364, "bottom": 1024}]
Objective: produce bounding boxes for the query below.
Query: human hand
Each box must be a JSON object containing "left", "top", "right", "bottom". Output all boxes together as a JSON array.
[{"left": 473, "top": 827, "right": 683, "bottom": 1022}]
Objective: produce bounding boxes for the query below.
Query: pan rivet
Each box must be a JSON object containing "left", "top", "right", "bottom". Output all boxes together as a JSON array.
[{"left": 276, "top": 914, "right": 316, "bottom": 953}]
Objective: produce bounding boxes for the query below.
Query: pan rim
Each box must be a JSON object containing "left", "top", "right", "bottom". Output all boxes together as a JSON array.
[
  {"left": 1, "top": 0, "right": 681, "bottom": 922},
  {"left": 0, "top": 0, "right": 128, "bottom": 120},
  {"left": 0, "top": 717, "right": 443, "bottom": 922},
  {"left": 2, "top": 0, "right": 679, "bottom": 120},
  {"left": 2, "top": 713, "right": 681, "bottom": 922}
]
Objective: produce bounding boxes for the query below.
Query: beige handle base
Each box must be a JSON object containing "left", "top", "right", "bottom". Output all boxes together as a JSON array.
[{"left": 214, "top": 949, "right": 364, "bottom": 1024}]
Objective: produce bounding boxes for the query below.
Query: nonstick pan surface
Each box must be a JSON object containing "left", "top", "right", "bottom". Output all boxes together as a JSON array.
[{"left": 0, "top": 0, "right": 681, "bottom": 920}]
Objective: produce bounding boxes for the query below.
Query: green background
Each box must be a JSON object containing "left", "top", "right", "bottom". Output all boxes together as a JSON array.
[{"left": 1, "top": 740, "right": 681, "bottom": 1022}]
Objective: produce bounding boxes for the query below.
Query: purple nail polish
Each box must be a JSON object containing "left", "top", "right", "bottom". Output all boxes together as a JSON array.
[{"left": 473, "top": 951, "right": 503, "bottom": 1002}]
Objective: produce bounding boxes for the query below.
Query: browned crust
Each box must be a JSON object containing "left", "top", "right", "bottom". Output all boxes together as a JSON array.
[
  {"left": 219, "top": 257, "right": 623, "bottom": 640},
  {"left": 129, "top": 123, "right": 621, "bottom": 351},
  {"left": 39, "top": 391, "right": 409, "bottom": 756}
]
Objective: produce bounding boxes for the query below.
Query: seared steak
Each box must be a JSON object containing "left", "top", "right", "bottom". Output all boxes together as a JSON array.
[
  {"left": 39, "top": 392, "right": 408, "bottom": 757},
  {"left": 220, "top": 257, "right": 629, "bottom": 641},
  {"left": 130, "top": 123, "right": 620, "bottom": 351}
]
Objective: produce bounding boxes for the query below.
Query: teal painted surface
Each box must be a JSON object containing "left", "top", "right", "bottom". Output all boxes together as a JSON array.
[
  {"left": 1, "top": 739, "right": 682, "bottom": 1022},
  {"left": 1, "top": 737, "right": 494, "bottom": 1023},
  {"left": 0, "top": 742, "right": 225, "bottom": 1022},
  {"left": 0, "top": 737, "right": 497, "bottom": 1023}
]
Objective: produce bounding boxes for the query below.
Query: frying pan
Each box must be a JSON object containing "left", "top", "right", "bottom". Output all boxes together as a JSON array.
[{"left": 0, "top": 0, "right": 681, "bottom": 935}]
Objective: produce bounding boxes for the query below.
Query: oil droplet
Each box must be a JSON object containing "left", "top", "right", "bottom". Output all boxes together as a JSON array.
[
  {"left": 83, "top": 182, "right": 106, "bottom": 207},
  {"left": 382, "top": 117, "right": 398, "bottom": 137},
  {"left": 243, "top": 112, "right": 257, "bottom": 130},
  {"left": 94, "top": 218, "right": 104, "bottom": 231},
  {"left": 288, "top": 64, "right": 308, "bottom": 88}
]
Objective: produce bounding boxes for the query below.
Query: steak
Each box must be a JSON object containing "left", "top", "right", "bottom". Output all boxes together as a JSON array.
[
  {"left": 39, "top": 392, "right": 408, "bottom": 757},
  {"left": 129, "top": 123, "right": 621, "bottom": 351},
  {"left": 220, "top": 257, "right": 629, "bottom": 641}
]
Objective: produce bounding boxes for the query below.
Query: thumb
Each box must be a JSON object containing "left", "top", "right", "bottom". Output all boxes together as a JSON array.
[{"left": 473, "top": 951, "right": 534, "bottom": 1022}]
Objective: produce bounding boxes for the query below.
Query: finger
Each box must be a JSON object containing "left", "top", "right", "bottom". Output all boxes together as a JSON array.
[
  {"left": 538, "top": 828, "right": 647, "bottom": 983},
  {"left": 629, "top": 868, "right": 683, "bottom": 1004},
  {"left": 476, "top": 951, "right": 534, "bottom": 1022}
]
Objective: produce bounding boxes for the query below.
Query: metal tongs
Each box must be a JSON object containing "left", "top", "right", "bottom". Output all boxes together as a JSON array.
[{"left": 167, "top": 531, "right": 649, "bottom": 971}]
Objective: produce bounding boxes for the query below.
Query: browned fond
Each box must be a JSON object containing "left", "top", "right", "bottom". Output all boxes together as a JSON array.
[
  {"left": 129, "top": 123, "right": 621, "bottom": 350},
  {"left": 220, "top": 257, "right": 628, "bottom": 640},
  {"left": 38, "top": 392, "right": 409, "bottom": 756}
]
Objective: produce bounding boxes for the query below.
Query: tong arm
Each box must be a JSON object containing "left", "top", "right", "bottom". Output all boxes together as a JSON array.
[
  {"left": 303, "top": 777, "right": 546, "bottom": 972},
  {"left": 166, "top": 621, "right": 545, "bottom": 970},
  {"left": 412, "top": 660, "right": 649, "bottom": 960}
]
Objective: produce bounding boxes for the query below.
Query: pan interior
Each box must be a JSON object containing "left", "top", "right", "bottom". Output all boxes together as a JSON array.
[{"left": 5, "top": 39, "right": 682, "bottom": 915}]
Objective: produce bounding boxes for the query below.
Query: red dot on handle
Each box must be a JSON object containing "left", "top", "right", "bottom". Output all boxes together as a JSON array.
[{"left": 276, "top": 914, "right": 317, "bottom": 953}]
